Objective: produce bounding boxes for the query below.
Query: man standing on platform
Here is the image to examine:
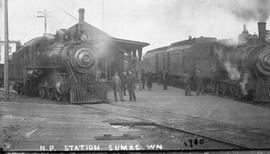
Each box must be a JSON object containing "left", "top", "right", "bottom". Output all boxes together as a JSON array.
[
  {"left": 126, "top": 71, "right": 136, "bottom": 101},
  {"left": 183, "top": 71, "right": 192, "bottom": 96},
  {"left": 120, "top": 71, "right": 127, "bottom": 96},
  {"left": 196, "top": 69, "right": 204, "bottom": 95},
  {"left": 141, "top": 69, "right": 146, "bottom": 90},
  {"left": 112, "top": 72, "right": 124, "bottom": 101},
  {"left": 146, "top": 72, "right": 153, "bottom": 91},
  {"left": 163, "top": 71, "right": 169, "bottom": 90},
  {"left": 137, "top": 71, "right": 142, "bottom": 91}
]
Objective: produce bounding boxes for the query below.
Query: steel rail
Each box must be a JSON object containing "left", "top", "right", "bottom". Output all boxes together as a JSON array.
[{"left": 80, "top": 104, "right": 249, "bottom": 149}]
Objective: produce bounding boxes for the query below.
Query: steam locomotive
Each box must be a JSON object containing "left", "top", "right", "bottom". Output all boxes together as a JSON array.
[
  {"left": 1, "top": 8, "right": 149, "bottom": 103},
  {"left": 142, "top": 22, "right": 270, "bottom": 102},
  {"left": 8, "top": 31, "right": 108, "bottom": 103}
]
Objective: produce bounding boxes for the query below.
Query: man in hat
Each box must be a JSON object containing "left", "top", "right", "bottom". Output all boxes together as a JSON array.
[
  {"left": 126, "top": 71, "right": 136, "bottom": 101},
  {"left": 195, "top": 69, "right": 204, "bottom": 95},
  {"left": 183, "top": 71, "right": 192, "bottom": 96},
  {"left": 112, "top": 72, "right": 124, "bottom": 101}
]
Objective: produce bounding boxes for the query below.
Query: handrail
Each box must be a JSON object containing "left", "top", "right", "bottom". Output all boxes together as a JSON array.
[{"left": 66, "top": 62, "right": 77, "bottom": 82}]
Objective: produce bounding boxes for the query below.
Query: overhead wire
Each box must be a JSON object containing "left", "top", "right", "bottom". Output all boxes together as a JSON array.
[{"left": 48, "top": 0, "right": 78, "bottom": 22}]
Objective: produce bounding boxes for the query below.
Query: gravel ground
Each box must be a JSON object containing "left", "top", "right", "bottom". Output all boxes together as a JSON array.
[{"left": 1, "top": 83, "right": 270, "bottom": 151}]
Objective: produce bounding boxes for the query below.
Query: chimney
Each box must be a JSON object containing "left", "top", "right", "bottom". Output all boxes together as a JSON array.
[
  {"left": 78, "top": 8, "right": 85, "bottom": 23},
  {"left": 258, "top": 22, "right": 266, "bottom": 41}
]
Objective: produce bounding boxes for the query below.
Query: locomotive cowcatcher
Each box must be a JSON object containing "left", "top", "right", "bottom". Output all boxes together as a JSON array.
[{"left": 8, "top": 8, "right": 149, "bottom": 103}]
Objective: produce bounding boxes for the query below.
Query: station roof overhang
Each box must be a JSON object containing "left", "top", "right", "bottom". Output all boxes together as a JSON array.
[
  {"left": 107, "top": 37, "right": 149, "bottom": 51},
  {"left": 101, "top": 37, "right": 150, "bottom": 61}
]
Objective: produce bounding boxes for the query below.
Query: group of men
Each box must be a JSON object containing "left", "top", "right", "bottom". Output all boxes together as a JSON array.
[
  {"left": 112, "top": 69, "right": 157, "bottom": 102},
  {"left": 184, "top": 69, "right": 204, "bottom": 96},
  {"left": 141, "top": 70, "right": 153, "bottom": 91},
  {"left": 112, "top": 68, "right": 204, "bottom": 102},
  {"left": 112, "top": 71, "right": 136, "bottom": 102}
]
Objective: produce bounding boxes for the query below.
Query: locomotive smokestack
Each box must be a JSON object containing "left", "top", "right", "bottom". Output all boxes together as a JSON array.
[
  {"left": 78, "top": 8, "right": 85, "bottom": 23},
  {"left": 258, "top": 22, "right": 266, "bottom": 41}
]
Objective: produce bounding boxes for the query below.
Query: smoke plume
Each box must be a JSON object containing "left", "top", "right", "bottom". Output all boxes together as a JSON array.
[
  {"left": 213, "top": 46, "right": 240, "bottom": 81},
  {"left": 224, "top": 61, "right": 241, "bottom": 81},
  {"left": 213, "top": 45, "right": 223, "bottom": 61},
  {"left": 224, "top": 0, "right": 270, "bottom": 22},
  {"left": 239, "top": 73, "right": 248, "bottom": 95}
]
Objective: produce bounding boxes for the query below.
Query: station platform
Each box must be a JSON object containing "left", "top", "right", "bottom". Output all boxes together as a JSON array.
[
  {"left": 107, "top": 83, "right": 270, "bottom": 133},
  {"left": 101, "top": 83, "right": 270, "bottom": 148}
]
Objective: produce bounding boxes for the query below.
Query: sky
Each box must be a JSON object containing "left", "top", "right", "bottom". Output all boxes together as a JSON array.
[{"left": 0, "top": 0, "right": 270, "bottom": 53}]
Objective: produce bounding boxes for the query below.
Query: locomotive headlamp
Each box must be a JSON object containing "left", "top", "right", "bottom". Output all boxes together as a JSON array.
[
  {"left": 77, "top": 51, "right": 92, "bottom": 67},
  {"left": 80, "top": 33, "right": 88, "bottom": 41},
  {"left": 257, "top": 48, "right": 270, "bottom": 76},
  {"left": 263, "top": 55, "right": 270, "bottom": 66},
  {"left": 70, "top": 47, "right": 95, "bottom": 73},
  {"left": 27, "top": 70, "right": 34, "bottom": 75}
]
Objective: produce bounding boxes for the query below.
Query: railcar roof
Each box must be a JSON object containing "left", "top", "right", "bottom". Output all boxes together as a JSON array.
[
  {"left": 145, "top": 37, "right": 217, "bottom": 54},
  {"left": 145, "top": 46, "right": 169, "bottom": 54},
  {"left": 170, "top": 37, "right": 217, "bottom": 47}
]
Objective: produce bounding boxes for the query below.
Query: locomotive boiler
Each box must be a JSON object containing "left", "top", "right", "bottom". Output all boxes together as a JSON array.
[{"left": 142, "top": 22, "right": 270, "bottom": 102}]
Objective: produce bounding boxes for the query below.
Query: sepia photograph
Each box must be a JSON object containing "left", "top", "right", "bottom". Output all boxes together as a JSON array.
[{"left": 1, "top": 0, "right": 270, "bottom": 152}]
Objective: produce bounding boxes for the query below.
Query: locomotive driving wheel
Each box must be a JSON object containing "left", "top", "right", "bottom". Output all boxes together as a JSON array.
[
  {"left": 53, "top": 89, "right": 62, "bottom": 101},
  {"left": 46, "top": 88, "right": 55, "bottom": 100},
  {"left": 234, "top": 87, "right": 241, "bottom": 98},
  {"left": 228, "top": 84, "right": 234, "bottom": 97},
  {"left": 39, "top": 87, "right": 46, "bottom": 98},
  {"left": 219, "top": 82, "right": 226, "bottom": 96}
]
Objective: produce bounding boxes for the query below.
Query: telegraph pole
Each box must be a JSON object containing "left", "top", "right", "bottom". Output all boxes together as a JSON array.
[
  {"left": 102, "top": 0, "right": 108, "bottom": 79},
  {"left": 4, "top": 0, "right": 9, "bottom": 100},
  {"left": 102, "top": 0, "right": 105, "bottom": 30},
  {"left": 37, "top": 9, "right": 48, "bottom": 34}
]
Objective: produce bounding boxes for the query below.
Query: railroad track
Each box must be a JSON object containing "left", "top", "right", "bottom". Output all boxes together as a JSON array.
[
  {"left": 110, "top": 103, "right": 270, "bottom": 137},
  {"left": 80, "top": 103, "right": 270, "bottom": 149}
]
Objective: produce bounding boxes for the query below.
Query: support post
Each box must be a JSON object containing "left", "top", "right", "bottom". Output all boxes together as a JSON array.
[
  {"left": 132, "top": 50, "right": 136, "bottom": 57},
  {"left": 105, "top": 55, "right": 108, "bottom": 80},
  {"left": 138, "top": 47, "right": 142, "bottom": 61},
  {"left": 44, "top": 10, "right": 47, "bottom": 33},
  {"left": 4, "top": 0, "right": 9, "bottom": 100}
]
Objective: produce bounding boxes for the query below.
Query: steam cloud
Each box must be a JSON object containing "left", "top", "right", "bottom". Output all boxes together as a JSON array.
[
  {"left": 213, "top": 45, "right": 249, "bottom": 95},
  {"left": 224, "top": 61, "right": 241, "bottom": 81},
  {"left": 225, "top": 0, "right": 270, "bottom": 22},
  {"left": 213, "top": 45, "right": 240, "bottom": 81}
]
